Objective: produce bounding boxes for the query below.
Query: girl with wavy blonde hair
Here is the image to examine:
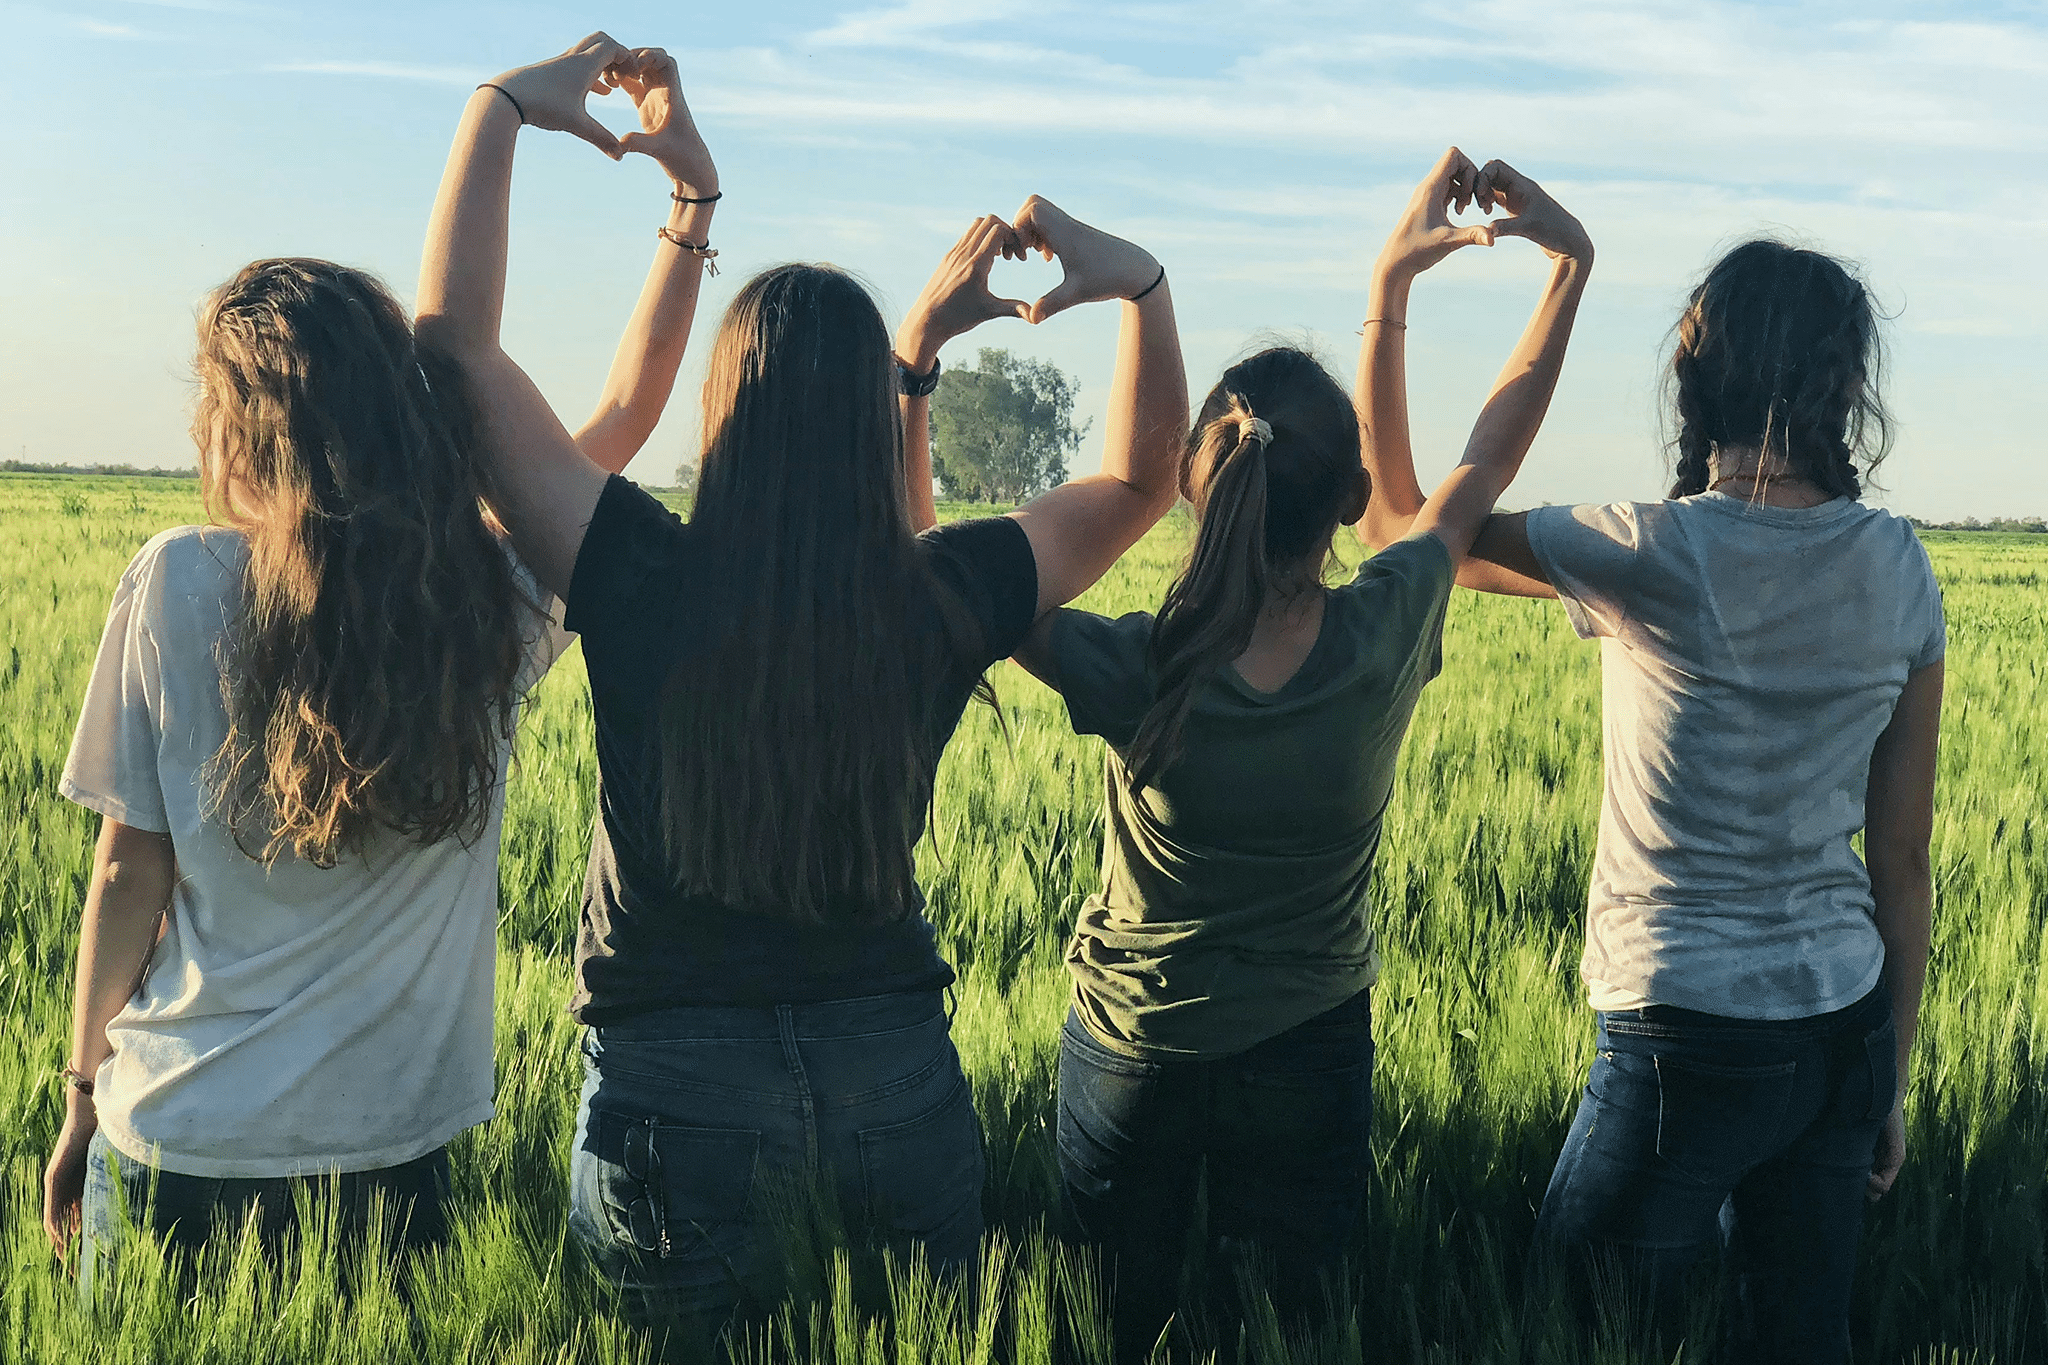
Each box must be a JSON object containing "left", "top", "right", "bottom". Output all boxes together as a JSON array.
[{"left": 44, "top": 207, "right": 698, "bottom": 1282}]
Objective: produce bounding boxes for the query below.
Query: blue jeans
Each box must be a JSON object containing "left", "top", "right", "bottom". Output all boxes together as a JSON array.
[
  {"left": 1056, "top": 990, "right": 1374, "bottom": 1358},
  {"left": 569, "top": 990, "right": 984, "bottom": 1339},
  {"left": 78, "top": 1130, "right": 449, "bottom": 1299},
  {"left": 1534, "top": 984, "right": 1896, "bottom": 1363}
]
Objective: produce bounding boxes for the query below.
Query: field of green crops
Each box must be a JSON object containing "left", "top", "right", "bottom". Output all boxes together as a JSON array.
[{"left": 1, "top": 471, "right": 2042, "bottom": 1364}]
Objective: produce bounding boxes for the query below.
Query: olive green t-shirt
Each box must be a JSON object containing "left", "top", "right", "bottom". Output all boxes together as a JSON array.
[{"left": 1047, "top": 533, "right": 1453, "bottom": 1059}]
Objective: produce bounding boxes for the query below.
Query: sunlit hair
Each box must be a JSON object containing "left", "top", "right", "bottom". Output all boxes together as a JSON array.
[
  {"left": 660, "top": 263, "right": 987, "bottom": 923},
  {"left": 195, "top": 258, "right": 531, "bottom": 868},
  {"left": 1667, "top": 239, "right": 1892, "bottom": 500},
  {"left": 1124, "top": 347, "right": 1365, "bottom": 790}
]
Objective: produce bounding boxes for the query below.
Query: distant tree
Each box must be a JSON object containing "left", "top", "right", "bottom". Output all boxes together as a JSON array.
[
  {"left": 669, "top": 458, "right": 700, "bottom": 502},
  {"left": 929, "top": 349, "right": 1089, "bottom": 504}
]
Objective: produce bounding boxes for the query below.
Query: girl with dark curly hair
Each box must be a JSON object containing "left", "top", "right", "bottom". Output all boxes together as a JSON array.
[{"left": 1365, "top": 229, "right": 1941, "bottom": 1362}]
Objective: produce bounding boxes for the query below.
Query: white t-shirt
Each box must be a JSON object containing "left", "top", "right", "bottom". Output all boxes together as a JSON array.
[
  {"left": 60, "top": 526, "right": 568, "bottom": 1178},
  {"left": 1527, "top": 492, "right": 1945, "bottom": 1020}
]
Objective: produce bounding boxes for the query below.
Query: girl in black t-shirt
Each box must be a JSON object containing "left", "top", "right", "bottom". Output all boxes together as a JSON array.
[{"left": 416, "top": 35, "right": 1188, "bottom": 1341}]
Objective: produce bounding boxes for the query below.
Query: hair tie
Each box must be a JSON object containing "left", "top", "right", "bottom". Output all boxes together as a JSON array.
[{"left": 1237, "top": 417, "right": 1273, "bottom": 448}]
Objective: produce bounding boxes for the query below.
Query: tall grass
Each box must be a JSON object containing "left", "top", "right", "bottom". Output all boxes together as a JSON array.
[{"left": 1, "top": 473, "right": 2041, "bottom": 1362}]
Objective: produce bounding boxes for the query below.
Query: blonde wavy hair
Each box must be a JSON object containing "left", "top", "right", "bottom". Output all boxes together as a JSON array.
[{"left": 195, "top": 258, "right": 531, "bottom": 868}]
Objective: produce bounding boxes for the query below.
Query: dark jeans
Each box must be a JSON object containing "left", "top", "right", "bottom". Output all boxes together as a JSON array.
[
  {"left": 78, "top": 1130, "right": 450, "bottom": 1298},
  {"left": 569, "top": 990, "right": 984, "bottom": 1342},
  {"left": 1056, "top": 991, "right": 1374, "bottom": 1359},
  {"left": 1533, "top": 984, "right": 1896, "bottom": 1364}
]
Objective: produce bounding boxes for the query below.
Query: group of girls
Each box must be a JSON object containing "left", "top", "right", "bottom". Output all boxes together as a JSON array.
[{"left": 41, "top": 33, "right": 1941, "bottom": 1365}]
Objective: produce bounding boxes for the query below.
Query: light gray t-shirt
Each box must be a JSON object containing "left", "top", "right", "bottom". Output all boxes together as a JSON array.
[
  {"left": 61, "top": 526, "right": 567, "bottom": 1178},
  {"left": 1526, "top": 493, "right": 1945, "bottom": 1020}
]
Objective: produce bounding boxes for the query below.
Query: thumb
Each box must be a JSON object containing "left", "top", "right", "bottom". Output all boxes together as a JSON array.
[
  {"left": 990, "top": 295, "right": 1030, "bottom": 322},
  {"left": 1028, "top": 274, "right": 1089, "bottom": 325},
  {"left": 568, "top": 110, "right": 624, "bottom": 161},
  {"left": 1455, "top": 223, "right": 1495, "bottom": 247},
  {"left": 1487, "top": 216, "right": 1527, "bottom": 241}
]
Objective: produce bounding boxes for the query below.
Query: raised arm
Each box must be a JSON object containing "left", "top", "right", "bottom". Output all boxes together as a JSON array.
[
  {"left": 1396, "top": 161, "right": 1593, "bottom": 569},
  {"left": 895, "top": 216, "right": 1030, "bottom": 531},
  {"left": 416, "top": 34, "right": 631, "bottom": 598},
  {"left": 1355, "top": 148, "right": 1492, "bottom": 550},
  {"left": 1005, "top": 196, "right": 1186, "bottom": 616},
  {"left": 1864, "top": 658, "right": 1942, "bottom": 1200},
  {"left": 572, "top": 48, "right": 722, "bottom": 475},
  {"left": 43, "top": 819, "right": 174, "bottom": 1257}
]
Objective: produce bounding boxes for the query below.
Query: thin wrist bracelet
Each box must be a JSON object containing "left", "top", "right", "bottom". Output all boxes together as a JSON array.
[
  {"left": 894, "top": 353, "right": 942, "bottom": 398},
  {"left": 1357, "top": 317, "right": 1408, "bottom": 334},
  {"left": 1127, "top": 265, "right": 1167, "bottom": 303},
  {"left": 671, "top": 189, "right": 723, "bottom": 205},
  {"left": 657, "top": 227, "right": 719, "bottom": 275},
  {"left": 476, "top": 83, "right": 527, "bottom": 125},
  {"left": 62, "top": 1066, "right": 96, "bottom": 1097}
]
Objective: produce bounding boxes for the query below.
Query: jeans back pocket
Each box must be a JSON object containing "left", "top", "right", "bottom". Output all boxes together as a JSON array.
[
  {"left": 856, "top": 1075, "right": 985, "bottom": 1265},
  {"left": 593, "top": 1108, "right": 762, "bottom": 1293},
  {"left": 1653, "top": 1055, "right": 1798, "bottom": 1187}
]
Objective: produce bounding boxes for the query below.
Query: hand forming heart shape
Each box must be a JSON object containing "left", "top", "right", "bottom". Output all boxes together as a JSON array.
[{"left": 1380, "top": 147, "right": 1592, "bottom": 277}]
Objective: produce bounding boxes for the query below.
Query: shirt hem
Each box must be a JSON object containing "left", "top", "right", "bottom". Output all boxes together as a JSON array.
[
  {"left": 95, "top": 1100, "right": 494, "bottom": 1180},
  {"left": 58, "top": 777, "right": 170, "bottom": 835},
  {"left": 1582, "top": 956, "right": 1886, "bottom": 1022}
]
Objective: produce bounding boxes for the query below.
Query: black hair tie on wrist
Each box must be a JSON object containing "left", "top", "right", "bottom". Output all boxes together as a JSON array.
[
  {"left": 1127, "top": 264, "right": 1166, "bottom": 303},
  {"left": 671, "top": 190, "right": 724, "bottom": 205},
  {"left": 477, "top": 83, "right": 527, "bottom": 125}
]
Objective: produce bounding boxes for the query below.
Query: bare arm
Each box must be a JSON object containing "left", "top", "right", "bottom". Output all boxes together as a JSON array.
[
  {"left": 415, "top": 36, "right": 633, "bottom": 598},
  {"left": 1375, "top": 160, "right": 1592, "bottom": 569},
  {"left": 895, "top": 216, "right": 1030, "bottom": 532},
  {"left": 1864, "top": 658, "right": 1942, "bottom": 1199},
  {"left": 1354, "top": 153, "right": 1571, "bottom": 594},
  {"left": 572, "top": 48, "right": 721, "bottom": 475},
  {"left": 43, "top": 819, "right": 175, "bottom": 1254},
  {"left": 1005, "top": 197, "right": 1185, "bottom": 616}
]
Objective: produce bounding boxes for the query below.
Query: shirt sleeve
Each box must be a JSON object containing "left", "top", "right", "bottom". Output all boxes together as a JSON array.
[
  {"left": 564, "top": 475, "right": 690, "bottom": 644},
  {"left": 505, "top": 545, "right": 573, "bottom": 693},
  {"left": 918, "top": 516, "right": 1040, "bottom": 665},
  {"left": 1343, "top": 531, "right": 1455, "bottom": 681},
  {"left": 1908, "top": 535, "right": 1947, "bottom": 671},
  {"left": 59, "top": 550, "right": 171, "bottom": 832},
  {"left": 1047, "top": 608, "right": 1157, "bottom": 746},
  {"left": 1525, "top": 502, "right": 1644, "bottom": 640}
]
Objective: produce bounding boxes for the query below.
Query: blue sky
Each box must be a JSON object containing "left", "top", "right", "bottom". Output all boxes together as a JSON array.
[{"left": 2, "top": 0, "right": 2043, "bottom": 518}]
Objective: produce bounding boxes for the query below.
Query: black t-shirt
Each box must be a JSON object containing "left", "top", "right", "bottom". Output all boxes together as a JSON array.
[{"left": 562, "top": 476, "right": 1038, "bottom": 1021}]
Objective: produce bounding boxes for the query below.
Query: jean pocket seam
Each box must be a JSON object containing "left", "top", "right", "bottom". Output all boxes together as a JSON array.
[{"left": 1652, "top": 1055, "right": 1797, "bottom": 1186}]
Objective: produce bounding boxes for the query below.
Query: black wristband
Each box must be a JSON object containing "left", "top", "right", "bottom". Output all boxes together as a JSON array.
[
  {"left": 1127, "top": 264, "right": 1166, "bottom": 302},
  {"left": 476, "top": 83, "right": 527, "bottom": 125},
  {"left": 895, "top": 354, "right": 942, "bottom": 398},
  {"left": 671, "top": 189, "right": 723, "bottom": 205}
]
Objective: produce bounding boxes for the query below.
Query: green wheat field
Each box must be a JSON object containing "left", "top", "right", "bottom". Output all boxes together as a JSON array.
[{"left": 1, "top": 472, "right": 2042, "bottom": 1364}]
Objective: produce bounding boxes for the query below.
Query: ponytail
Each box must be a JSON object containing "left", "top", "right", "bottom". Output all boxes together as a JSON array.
[{"left": 1123, "top": 409, "right": 1277, "bottom": 790}]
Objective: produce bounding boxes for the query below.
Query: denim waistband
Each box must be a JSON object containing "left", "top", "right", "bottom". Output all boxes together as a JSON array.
[
  {"left": 1600, "top": 982, "right": 1890, "bottom": 1042},
  {"left": 592, "top": 989, "right": 947, "bottom": 1044}
]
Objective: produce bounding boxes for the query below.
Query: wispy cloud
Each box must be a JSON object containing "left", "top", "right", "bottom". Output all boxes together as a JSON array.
[
  {"left": 77, "top": 18, "right": 164, "bottom": 39},
  {"left": 266, "top": 60, "right": 480, "bottom": 85}
]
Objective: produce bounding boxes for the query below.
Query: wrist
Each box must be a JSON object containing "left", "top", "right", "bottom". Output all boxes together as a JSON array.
[
  {"left": 64, "top": 1086, "right": 99, "bottom": 1128},
  {"left": 1367, "top": 269, "right": 1413, "bottom": 323},
  {"left": 666, "top": 169, "right": 719, "bottom": 199},
  {"left": 894, "top": 321, "right": 944, "bottom": 375}
]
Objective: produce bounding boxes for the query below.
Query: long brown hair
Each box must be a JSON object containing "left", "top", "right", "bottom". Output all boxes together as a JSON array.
[
  {"left": 660, "top": 264, "right": 980, "bottom": 923},
  {"left": 195, "top": 258, "right": 530, "bottom": 868},
  {"left": 1124, "top": 347, "right": 1364, "bottom": 790},
  {"left": 1668, "top": 239, "right": 1892, "bottom": 499}
]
